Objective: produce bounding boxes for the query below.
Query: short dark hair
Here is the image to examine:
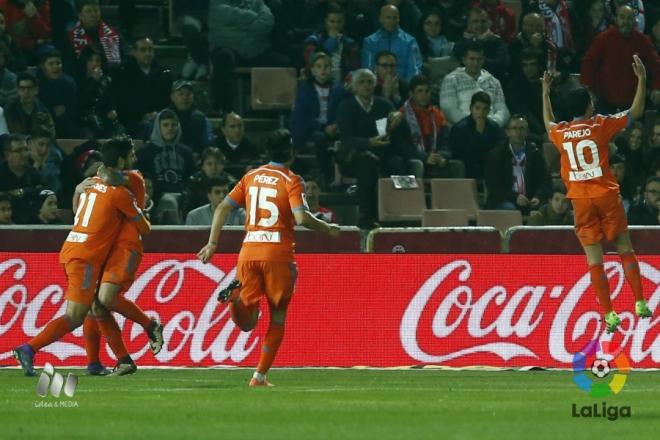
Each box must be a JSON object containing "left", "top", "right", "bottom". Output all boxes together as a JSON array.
[
  {"left": 158, "top": 109, "right": 178, "bottom": 123},
  {"left": 566, "top": 87, "right": 592, "bottom": 119},
  {"left": 470, "top": 91, "right": 491, "bottom": 108},
  {"left": 520, "top": 48, "right": 543, "bottom": 65},
  {"left": 200, "top": 147, "right": 226, "bottom": 164},
  {"left": 266, "top": 129, "right": 294, "bottom": 163},
  {"left": 325, "top": 4, "right": 345, "bottom": 17},
  {"left": 462, "top": 39, "right": 485, "bottom": 57},
  {"left": 3, "top": 134, "right": 26, "bottom": 153},
  {"left": 552, "top": 180, "right": 567, "bottom": 194},
  {"left": 16, "top": 71, "right": 37, "bottom": 87},
  {"left": 29, "top": 126, "right": 53, "bottom": 140},
  {"left": 409, "top": 74, "right": 430, "bottom": 91},
  {"left": 132, "top": 34, "right": 153, "bottom": 47},
  {"left": 507, "top": 113, "right": 528, "bottom": 127},
  {"left": 39, "top": 47, "right": 62, "bottom": 64},
  {"left": 206, "top": 176, "right": 230, "bottom": 193},
  {"left": 376, "top": 50, "right": 397, "bottom": 63},
  {"left": 101, "top": 136, "right": 133, "bottom": 167},
  {"left": 645, "top": 176, "right": 660, "bottom": 188}
]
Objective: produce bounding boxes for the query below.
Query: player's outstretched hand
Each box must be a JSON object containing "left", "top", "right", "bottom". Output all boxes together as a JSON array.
[
  {"left": 327, "top": 224, "right": 341, "bottom": 238},
  {"left": 541, "top": 71, "right": 553, "bottom": 92},
  {"left": 632, "top": 54, "right": 646, "bottom": 79},
  {"left": 197, "top": 243, "right": 217, "bottom": 264}
]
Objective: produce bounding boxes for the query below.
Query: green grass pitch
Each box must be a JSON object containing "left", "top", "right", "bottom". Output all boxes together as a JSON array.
[{"left": 1, "top": 368, "right": 658, "bottom": 440}]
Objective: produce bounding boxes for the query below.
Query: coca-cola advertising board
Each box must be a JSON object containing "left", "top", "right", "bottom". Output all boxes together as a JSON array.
[{"left": 1, "top": 253, "right": 658, "bottom": 368}]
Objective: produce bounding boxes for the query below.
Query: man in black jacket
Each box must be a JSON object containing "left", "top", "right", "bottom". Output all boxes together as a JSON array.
[
  {"left": 485, "top": 114, "right": 551, "bottom": 212},
  {"left": 627, "top": 176, "right": 660, "bottom": 225}
]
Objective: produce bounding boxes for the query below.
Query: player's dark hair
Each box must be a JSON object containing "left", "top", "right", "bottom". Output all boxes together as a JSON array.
[
  {"left": 101, "top": 136, "right": 133, "bottom": 167},
  {"left": 267, "top": 129, "right": 294, "bottom": 163},
  {"left": 567, "top": 87, "right": 592, "bottom": 119},
  {"left": 470, "top": 91, "right": 491, "bottom": 108},
  {"left": 206, "top": 176, "right": 230, "bottom": 193}
]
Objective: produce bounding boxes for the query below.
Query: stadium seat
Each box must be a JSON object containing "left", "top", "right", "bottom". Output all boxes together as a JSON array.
[
  {"left": 543, "top": 142, "right": 560, "bottom": 177},
  {"left": 477, "top": 210, "right": 523, "bottom": 235},
  {"left": 424, "top": 56, "right": 460, "bottom": 86},
  {"left": 422, "top": 209, "right": 469, "bottom": 227},
  {"left": 377, "top": 178, "right": 426, "bottom": 222},
  {"left": 251, "top": 67, "right": 297, "bottom": 111},
  {"left": 430, "top": 178, "right": 479, "bottom": 219}
]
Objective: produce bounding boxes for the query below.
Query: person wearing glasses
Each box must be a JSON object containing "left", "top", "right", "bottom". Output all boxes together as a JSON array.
[
  {"left": 627, "top": 176, "right": 660, "bottom": 225},
  {"left": 374, "top": 50, "right": 409, "bottom": 108},
  {"left": 0, "top": 133, "right": 44, "bottom": 224}
]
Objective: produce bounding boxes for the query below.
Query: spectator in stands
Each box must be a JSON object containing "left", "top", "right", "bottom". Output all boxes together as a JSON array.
[
  {"left": 524, "top": 0, "right": 578, "bottom": 72},
  {"left": 440, "top": 40, "right": 509, "bottom": 127},
  {"left": 0, "top": 9, "right": 26, "bottom": 72},
  {"left": 452, "top": 7, "right": 509, "bottom": 81},
  {"left": 399, "top": 74, "right": 464, "bottom": 178},
  {"left": 606, "top": 0, "right": 645, "bottom": 32},
  {"left": 0, "top": 133, "right": 44, "bottom": 223},
  {"left": 581, "top": 5, "right": 660, "bottom": 114},
  {"left": 373, "top": 51, "right": 409, "bottom": 108},
  {"left": 647, "top": 120, "right": 660, "bottom": 177},
  {"left": 420, "top": 0, "right": 470, "bottom": 41},
  {"left": 214, "top": 112, "right": 262, "bottom": 165},
  {"left": 509, "top": 12, "right": 558, "bottom": 78},
  {"left": 0, "top": 42, "right": 16, "bottom": 108},
  {"left": 361, "top": 4, "right": 422, "bottom": 82},
  {"left": 627, "top": 176, "right": 660, "bottom": 225},
  {"left": 614, "top": 122, "right": 645, "bottom": 192},
  {"left": 4, "top": 71, "right": 55, "bottom": 136},
  {"left": 336, "top": 68, "right": 409, "bottom": 229},
  {"left": 304, "top": 174, "right": 337, "bottom": 223},
  {"left": 374, "top": 0, "right": 422, "bottom": 35},
  {"left": 469, "top": 0, "right": 516, "bottom": 44},
  {"left": 302, "top": 5, "right": 361, "bottom": 83},
  {"left": 0, "top": 0, "right": 51, "bottom": 64},
  {"left": 176, "top": 0, "right": 210, "bottom": 80},
  {"left": 185, "top": 146, "right": 236, "bottom": 215},
  {"left": 575, "top": 0, "right": 610, "bottom": 58},
  {"left": 528, "top": 181, "right": 573, "bottom": 225},
  {"left": 290, "top": 52, "right": 342, "bottom": 186},
  {"left": 185, "top": 175, "right": 245, "bottom": 226},
  {"left": 652, "top": 15, "right": 660, "bottom": 52},
  {"left": 208, "top": 0, "right": 288, "bottom": 114},
  {"left": 29, "top": 188, "right": 59, "bottom": 224},
  {"left": 37, "top": 47, "right": 79, "bottom": 138},
  {"left": 485, "top": 114, "right": 551, "bottom": 212},
  {"left": 76, "top": 46, "right": 123, "bottom": 139},
  {"left": 505, "top": 49, "right": 545, "bottom": 145},
  {"left": 28, "top": 126, "right": 60, "bottom": 194},
  {"left": 415, "top": 9, "right": 454, "bottom": 60},
  {"left": 610, "top": 154, "right": 637, "bottom": 211},
  {"left": 68, "top": 0, "right": 122, "bottom": 68},
  {"left": 136, "top": 109, "right": 196, "bottom": 224},
  {"left": 0, "top": 192, "right": 12, "bottom": 224},
  {"left": 168, "top": 80, "right": 214, "bottom": 155},
  {"left": 114, "top": 36, "right": 173, "bottom": 137},
  {"left": 449, "top": 91, "right": 505, "bottom": 179}
]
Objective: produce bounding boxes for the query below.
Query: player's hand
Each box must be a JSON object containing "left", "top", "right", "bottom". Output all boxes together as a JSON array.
[
  {"left": 632, "top": 54, "right": 646, "bottom": 80},
  {"left": 327, "top": 223, "right": 341, "bottom": 238},
  {"left": 197, "top": 243, "right": 217, "bottom": 264},
  {"left": 541, "top": 71, "right": 553, "bottom": 93}
]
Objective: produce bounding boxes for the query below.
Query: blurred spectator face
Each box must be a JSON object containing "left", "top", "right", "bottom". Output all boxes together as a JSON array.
[
  {"left": 0, "top": 200, "right": 12, "bottom": 224},
  {"left": 644, "top": 180, "right": 660, "bottom": 210},
  {"left": 550, "top": 191, "right": 569, "bottom": 215},
  {"left": 325, "top": 12, "right": 345, "bottom": 35},
  {"left": 521, "top": 57, "right": 541, "bottom": 82},
  {"left": 159, "top": 117, "right": 178, "bottom": 144},
  {"left": 5, "top": 140, "right": 29, "bottom": 171},
  {"left": 627, "top": 126, "right": 643, "bottom": 151},
  {"left": 207, "top": 184, "right": 228, "bottom": 207},
  {"left": 39, "top": 194, "right": 58, "bottom": 223},
  {"left": 411, "top": 84, "right": 431, "bottom": 108},
  {"left": 589, "top": 0, "right": 606, "bottom": 25},
  {"left": 375, "top": 54, "right": 397, "bottom": 80},
  {"left": 467, "top": 10, "right": 490, "bottom": 36},
  {"left": 171, "top": 87, "right": 194, "bottom": 112},
  {"left": 353, "top": 73, "right": 376, "bottom": 99},
  {"left": 28, "top": 136, "right": 49, "bottom": 163},
  {"left": 80, "top": 3, "right": 102, "bottom": 29},
  {"left": 652, "top": 124, "right": 660, "bottom": 148},
  {"left": 462, "top": 50, "right": 485, "bottom": 76},
  {"left": 311, "top": 56, "right": 331, "bottom": 84},
  {"left": 423, "top": 13, "right": 442, "bottom": 38},
  {"left": 42, "top": 55, "right": 63, "bottom": 80},
  {"left": 305, "top": 179, "right": 321, "bottom": 206},
  {"left": 202, "top": 156, "right": 224, "bottom": 178},
  {"left": 505, "top": 117, "right": 528, "bottom": 146},
  {"left": 379, "top": 6, "right": 400, "bottom": 33},
  {"left": 521, "top": 13, "right": 544, "bottom": 40},
  {"left": 133, "top": 38, "right": 154, "bottom": 68},
  {"left": 470, "top": 100, "right": 490, "bottom": 122},
  {"left": 86, "top": 53, "right": 103, "bottom": 77},
  {"left": 222, "top": 113, "right": 245, "bottom": 144},
  {"left": 611, "top": 162, "right": 625, "bottom": 183},
  {"left": 17, "top": 79, "right": 38, "bottom": 106},
  {"left": 615, "top": 6, "right": 635, "bottom": 37}
]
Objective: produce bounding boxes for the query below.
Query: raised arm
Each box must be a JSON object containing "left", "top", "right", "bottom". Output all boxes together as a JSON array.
[
  {"left": 293, "top": 209, "right": 340, "bottom": 237},
  {"left": 197, "top": 198, "right": 235, "bottom": 263},
  {"left": 629, "top": 54, "right": 647, "bottom": 121},
  {"left": 541, "top": 71, "right": 557, "bottom": 133}
]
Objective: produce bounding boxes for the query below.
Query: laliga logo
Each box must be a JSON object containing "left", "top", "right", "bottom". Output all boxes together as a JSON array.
[
  {"left": 36, "top": 363, "right": 78, "bottom": 398},
  {"left": 572, "top": 339, "right": 630, "bottom": 397}
]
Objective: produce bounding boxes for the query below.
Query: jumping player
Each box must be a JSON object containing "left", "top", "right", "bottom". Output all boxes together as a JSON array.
[
  {"left": 542, "top": 55, "right": 653, "bottom": 333},
  {"left": 197, "top": 129, "right": 340, "bottom": 386}
]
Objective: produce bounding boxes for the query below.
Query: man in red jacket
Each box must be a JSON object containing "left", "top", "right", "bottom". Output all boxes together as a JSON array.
[
  {"left": 0, "top": 0, "right": 50, "bottom": 63},
  {"left": 581, "top": 5, "right": 660, "bottom": 113}
]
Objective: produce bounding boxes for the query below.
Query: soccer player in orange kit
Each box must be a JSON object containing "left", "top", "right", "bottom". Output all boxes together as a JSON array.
[
  {"left": 542, "top": 54, "right": 653, "bottom": 333},
  {"left": 197, "top": 129, "right": 340, "bottom": 386},
  {"left": 13, "top": 138, "right": 151, "bottom": 376}
]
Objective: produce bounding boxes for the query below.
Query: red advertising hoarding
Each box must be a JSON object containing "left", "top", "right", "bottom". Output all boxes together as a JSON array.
[{"left": 0, "top": 253, "right": 658, "bottom": 368}]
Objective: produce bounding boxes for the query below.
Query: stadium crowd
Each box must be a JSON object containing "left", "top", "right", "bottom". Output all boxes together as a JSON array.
[{"left": 0, "top": 0, "right": 659, "bottom": 230}]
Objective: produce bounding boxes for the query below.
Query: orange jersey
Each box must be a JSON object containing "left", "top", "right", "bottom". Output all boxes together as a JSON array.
[
  {"left": 227, "top": 163, "right": 306, "bottom": 262},
  {"left": 60, "top": 178, "right": 143, "bottom": 265},
  {"left": 114, "top": 170, "right": 146, "bottom": 252},
  {"left": 548, "top": 112, "right": 630, "bottom": 199}
]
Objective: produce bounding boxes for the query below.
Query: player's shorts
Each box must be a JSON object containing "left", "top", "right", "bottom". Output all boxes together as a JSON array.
[
  {"left": 236, "top": 261, "right": 298, "bottom": 310},
  {"left": 571, "top": 192, "right": 628, "bottom": 246},
  {"left": 63, "top": 260, "right": 101, "bottom": 306},
  {"left": 101, "top": 247, "right": 142, "bottom": 290}
]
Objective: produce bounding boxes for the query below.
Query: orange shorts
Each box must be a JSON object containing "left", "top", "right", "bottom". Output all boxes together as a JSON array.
[
  {"left": 571, "top": 193, "right": 628, "bottom": 246},
  {"left": 236, "top": 261, "right": 298, "bottom": 310},
  {"left": 63, "top": 260, "right": 100, "bottom": 306},
  {"left": 101, "top": 247, "right": 142, "bottom": 290}
]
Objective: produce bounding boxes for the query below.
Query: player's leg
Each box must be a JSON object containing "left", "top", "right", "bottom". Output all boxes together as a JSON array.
[
  {"left": 614, "top": 231, "right": 652, "bottom": 318},
  {"left": 95, "top": 284, "right": 138, "bottom": 375},
  {"left": 230, "top": 262, "right": 261, "bottom": 331},
  {"left": 82, "top": 311, "right": 111, "bottom": 375}
]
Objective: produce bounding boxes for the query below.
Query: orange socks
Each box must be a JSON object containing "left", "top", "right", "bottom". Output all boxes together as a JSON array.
[
  {"left": 83, "top": 315, "right": 101, "bottom": 364},
  {"left": 28, "top": 316, "right": 75, "bottom": 352},
  {"left": 110, "top": 295, "right": 152, "bottom": 330},
  {"left": 589, "top": 264, "right": 613, "bottom": 314},
  {"left": 96, "top": 314, "right": 129, "bottom": 360},
  {"left": 256, "top": 322, "right": 285, "bottom": 375},
  {"left": 620, "top": 252, "right": 644, "bottom": 302}
]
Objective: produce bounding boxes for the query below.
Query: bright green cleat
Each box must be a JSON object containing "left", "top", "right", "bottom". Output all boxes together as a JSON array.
[
  {"left": 635, "top": 300, "right": 652, "bottom": 318},
  {"left": 604, "top": 311, "right": 621, "bottom": 333}
]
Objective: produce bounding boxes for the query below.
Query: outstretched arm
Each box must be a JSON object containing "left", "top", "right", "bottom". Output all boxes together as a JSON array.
[
  {"left": 197, "top": 199, "right": 234, "bottom": 263},
  {"left": 293, "top": 209, "right": 340, "bottom": 237},
  {"left": 541, "top": 71, "right": 557, "bottom": 133},
  {"left": 629, "top": 54, "right": 647, "bottom": 121}
]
